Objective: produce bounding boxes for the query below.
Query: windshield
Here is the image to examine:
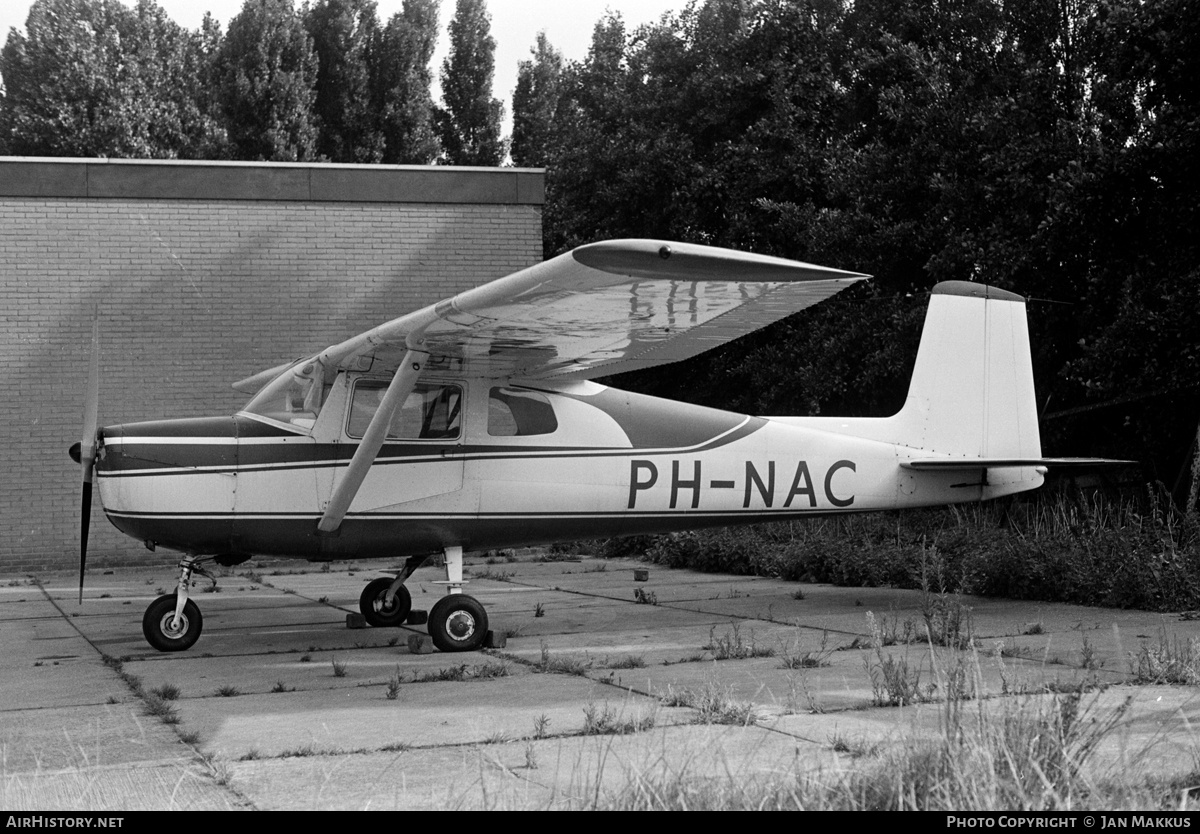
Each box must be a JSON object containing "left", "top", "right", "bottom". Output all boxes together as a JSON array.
[{"left": 243, "top": 360, "right": 328, "bottom": 430}]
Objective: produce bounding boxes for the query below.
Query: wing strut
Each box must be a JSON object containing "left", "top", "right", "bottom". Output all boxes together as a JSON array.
[{"left": 318, "top": 348, "right": 429, "bottom": 534}]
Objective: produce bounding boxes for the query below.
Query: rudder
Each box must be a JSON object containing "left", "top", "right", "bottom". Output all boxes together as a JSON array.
[{"left": 895, "top": 281, "right": 1042, "bottom": 460}]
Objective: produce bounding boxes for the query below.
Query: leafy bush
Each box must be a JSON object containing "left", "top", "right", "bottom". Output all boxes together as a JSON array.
[{"left": 629, "top": 487, "right": 1200, "bottom": 612}]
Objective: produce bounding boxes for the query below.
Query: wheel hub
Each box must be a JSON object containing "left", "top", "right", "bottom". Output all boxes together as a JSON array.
[
  {"left": 158, "top": 612, "right": 189, "bottom": 639},
  {"left": 446, "top": 610, "right": 476, "bottom": 641}
]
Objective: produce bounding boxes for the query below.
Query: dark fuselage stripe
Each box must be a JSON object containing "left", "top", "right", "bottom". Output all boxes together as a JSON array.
[{"left": 98, "top": 418, "right": 767, "bottom": 478}]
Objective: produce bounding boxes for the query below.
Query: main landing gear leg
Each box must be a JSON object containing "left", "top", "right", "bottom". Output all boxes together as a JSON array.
[
  {"left": 142, "top": 556, "right": 210, "bottom": 652},
  {"left": 427, "top": 546, "right": 489, "bottom": 653}
]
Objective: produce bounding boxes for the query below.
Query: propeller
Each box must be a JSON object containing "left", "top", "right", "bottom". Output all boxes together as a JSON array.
[{"left": 75, "top": 318, "right": 100, "bottom": 604}]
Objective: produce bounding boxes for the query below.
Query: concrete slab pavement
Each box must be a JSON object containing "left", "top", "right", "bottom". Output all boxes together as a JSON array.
[{"left": 3, "top": 553, "right": 1200, "bottom": 810}]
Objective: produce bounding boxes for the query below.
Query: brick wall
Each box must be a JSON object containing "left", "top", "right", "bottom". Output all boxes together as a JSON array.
[{"left": 0, "top": 159, "right": 544, "bottom": 573}]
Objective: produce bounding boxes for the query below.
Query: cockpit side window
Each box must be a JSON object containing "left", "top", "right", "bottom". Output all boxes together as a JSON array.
[
  {"left": 488, "top": 388, "right": 558, "bottom": 436},
  {"left": 347, "top": 380, "right": 462, "bottom": 440}
]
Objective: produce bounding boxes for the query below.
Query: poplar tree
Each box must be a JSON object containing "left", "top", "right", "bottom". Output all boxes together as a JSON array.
[
  {"left": 215, "top": 0, "right": 318, "bottom": 161},
  {"left": 511, "top": 31, "right": 563, "bottom": 168},
  {"left": 305, "top": 0, "right": 382, "bottom": 162},
  {"left": 435, "top": 0, "right": 503, "bottom": 165},
  {"left": 374, "top": 0, "right": 440, "bottom": 163}
]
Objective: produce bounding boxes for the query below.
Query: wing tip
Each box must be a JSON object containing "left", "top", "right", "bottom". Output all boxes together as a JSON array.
[{"left": 573, "top": 239, "right": 870, "bottom": 283}]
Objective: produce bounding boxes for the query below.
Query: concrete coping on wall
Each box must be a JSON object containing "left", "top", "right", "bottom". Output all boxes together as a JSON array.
[{"left": 0, "top": 157, "right": 545, "bottom": 205}]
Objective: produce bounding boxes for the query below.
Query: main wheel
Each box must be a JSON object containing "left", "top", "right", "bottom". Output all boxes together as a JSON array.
[
  {"left": 428, "top": 594, "right": 488, "bottom": 653},
  {"left": 142, "top": 594, "right": 203, "bottom": 652},
  {"left": 359, "top": 577, "right": 412, "bottom": 627}
]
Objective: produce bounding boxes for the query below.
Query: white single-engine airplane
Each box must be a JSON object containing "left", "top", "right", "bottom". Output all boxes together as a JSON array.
[{"left": 72, "top": 239, "right": 1111, "bottom": 653}]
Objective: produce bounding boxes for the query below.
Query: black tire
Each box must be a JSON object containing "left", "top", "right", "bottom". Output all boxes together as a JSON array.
[
  {"left": 359, "top": 577, "right": 412, "bottom": 627},
  {"left": 428, "top": 594, "right": 488, "bottom": 653},
  {"left": 142, "top": 594, "right": 203, "bottom": 652}
]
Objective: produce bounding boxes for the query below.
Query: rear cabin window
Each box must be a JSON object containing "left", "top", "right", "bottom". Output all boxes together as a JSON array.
[
  {"left": 488, "top": 388, "right": 558, "bottom": 437},
  {"left": 348, "top": 380, "right": 462, "bottom": 440}
]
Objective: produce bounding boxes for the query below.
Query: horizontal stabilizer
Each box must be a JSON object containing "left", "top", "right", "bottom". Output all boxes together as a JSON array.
[{"left": 902, "top": 457, "right": 1136, "bottom": 471}]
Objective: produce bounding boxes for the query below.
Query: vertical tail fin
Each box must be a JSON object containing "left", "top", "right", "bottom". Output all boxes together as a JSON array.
[{"left": 897, "top": 281, "right": 1043, "bottom": 460}]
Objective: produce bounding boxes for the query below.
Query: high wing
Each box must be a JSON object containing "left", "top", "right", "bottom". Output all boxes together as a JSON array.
[{"left": 236, "top": 240, "right": 867, "bottom": 389}]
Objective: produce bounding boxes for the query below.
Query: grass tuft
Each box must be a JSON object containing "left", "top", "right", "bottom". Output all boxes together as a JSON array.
[
  {"left": 151, "top": 683, "right": 180, "bottom": 701},
  {"left": 706, "top": 622, "right": 774, "bottom": 660},
  {"left": 660, "top": 682, "right": 757, "bottom": 725},
  {"left": 582, "top": 702, "right": 656, "bottom": 735}
]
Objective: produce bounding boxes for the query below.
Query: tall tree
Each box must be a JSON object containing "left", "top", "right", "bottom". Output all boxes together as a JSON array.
[
  {"left": 373, "top": 0, "right": 440, "bottom": 163},
  {"left": 511, "top": 31, "right": 563, "bottom": 167},
  {"left": 436, "top": 0, "right": 503, "bottom": 165},
  {"left": 0, "top": 0, "right": 222, "bottom": 158},
  {"left": 304, "top": 0, "right": 381, "bottom": 162},
  {"left": 215, "top": 0, "right": 318, "bottom": 161}
]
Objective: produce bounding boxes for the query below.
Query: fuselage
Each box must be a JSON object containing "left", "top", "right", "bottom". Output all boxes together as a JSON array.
[{"left": 94, "top": 375, "right": 1032, "bottom": 561}]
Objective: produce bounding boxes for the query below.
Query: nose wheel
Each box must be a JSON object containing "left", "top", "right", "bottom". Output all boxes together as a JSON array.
[
  {"left": 427, "top": 594, "right": 488, "bottom": 652},
  {"left": 142, "top": 556, "right": 210, "bottom": 652},
  {"left": 143, "top": 594, "right": 203, "bottom": 651}
]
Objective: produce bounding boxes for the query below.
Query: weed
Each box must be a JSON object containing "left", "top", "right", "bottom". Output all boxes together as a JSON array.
[
  {"left": 271, "top": 680, "right": 295, "bottom": 693},
  {"left": 331, "top": 658, "right": 348, "bottom": 677},
  {"left": 706, "top": 622, "right": 774, "bottom": 660},
  {"left": 779, "top": 629, "right": 834, "bottom": 669},
  {"left": 606, "top": 654, "right": 647, "bottom": 669},
  {"left": 829, "top": 732, "right": 882, "bottom": 757},
  {"left": 409, "top": 661, "right": 511, "bottom": 683},
  {"left": 215, "top": 685, "right": 241, "bottom": 697},
  {"left": 1130, "top": 630, "right": 1200, "bottom": 684},
  {"left": 387, "top": 637, "right": 399, "bottom": 647},
  {"left": 1024, "top": 621, "right": 1046, "bottom": 635},
  {"left": 178, "top": 730, "right": 201, "bottom": 745},
  {"left": 386, "top": 669, "right": 403, "bottom": 700},
  {"left": 633, "top": 588, "right": 658, "bottom": 605},
  {"left": 784, "top": 672, "right": 822, "bottom": 714},
  {"left": 864, "top": 613, "right": 931, "bottom": 707},
  {"left": 202, "top": 754, "right": 232, "bottom": 786},
  {"left": 300, "top": 654, "right": 311, "bottom": 663},
  {"left": 582, "top": 702, "right": 656, "bottom": 735},
  {"left": 239, "top": 749, "right": 261, "bottom": 761},
  {"left": 533, "top": 714, "right": 551, "bottom": 739},
  {"left": 524, "top": 743, "right": 538, "bottom": 769},
  {"left": 660, "top": 682, "right": 757, "bottom": 725},
  {"left": 473, "top": 567, "right": 515, "bottom": 582},
  {"left": 318, "top": 595, "right": 329, "bottom": 604},
  {"left": 151, "top": 683, "right": 180, "bottom": 701},
  {"left": 534, "top": 602, "right": 545, "bottom": 618},
  {"left": 792, "top": 587, "right": 806, "bottom": 600},
  {"left": 536, "top": 641, "right": 592, "bottom": 675},
  {"left": 1079, "top": 634, "right": 1104, "bottom": 671},
  {"left": 484, "top": 730, "right": 510, "bottom": 744},
  {"left": 144, "top": 694, "right": 180, "bottom": 724}
]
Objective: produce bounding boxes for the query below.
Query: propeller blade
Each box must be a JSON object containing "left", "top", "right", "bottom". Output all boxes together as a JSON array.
[{"left": 79, "top": 317, "right": 100, "bottom": 604}]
